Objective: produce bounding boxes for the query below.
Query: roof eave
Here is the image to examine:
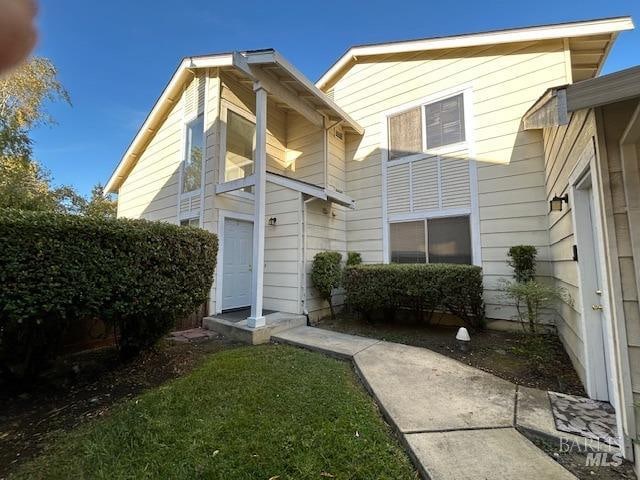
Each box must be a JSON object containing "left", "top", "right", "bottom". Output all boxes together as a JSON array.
[
  {"left": 316, "top": 16, "right": 634, "bottom": 90},
  {"left": 105, "top": 53, "right": 234, "bottom": 194}
]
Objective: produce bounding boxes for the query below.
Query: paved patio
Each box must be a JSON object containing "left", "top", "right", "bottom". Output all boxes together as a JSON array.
[{"left": 273, "top": 326, "right": 581, "bottom": 480}]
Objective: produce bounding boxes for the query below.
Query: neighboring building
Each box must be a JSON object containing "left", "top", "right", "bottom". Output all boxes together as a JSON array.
[
  {"left": 524, "top": 65, "right": 640, "bottom": 470},
  {"left": 105, "top": 16, "right": 639, "bottom": 470}
]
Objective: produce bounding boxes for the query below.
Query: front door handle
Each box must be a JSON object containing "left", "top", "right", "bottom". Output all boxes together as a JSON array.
[{"left": 592, "top": 304, "right": 603, "bottom": 311}]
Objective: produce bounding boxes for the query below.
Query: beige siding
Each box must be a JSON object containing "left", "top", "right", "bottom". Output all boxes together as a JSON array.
[
  {"left": 264, "top": 183, "right": 302, "bottom": 314},
  {"left": 597, "top": 101, "right": 640, "bottom": 417},
  {"left": 542, "top": 109, "right": 597, "bottom": 383},
  {"left": 285, "top": 112, "right": 324, "bottom": 185},
  {"left": 330, "top": 40, "right": 569, "bottom": 320},
  {"left": 305, "top": 200, "right": 348, "bottom": 319},
  {"left": 219, "top": 72, "right": 287, "bottom": 174},
  {"left": 117, "top": 79, "right": 189, "bottom": 222}
]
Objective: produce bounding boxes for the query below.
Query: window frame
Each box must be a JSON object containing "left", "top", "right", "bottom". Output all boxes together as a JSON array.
[
  {"left": 180, "top": 217, "right": 200, "bottom": 227},
  {"left": 389, "top": 213, "right": 473, "bottom": 265},
  {"left": 176, "top": 91, "right": 207, "bottom": 228},
  {"left": 180, "top": 114, "right": 205, "bottom": 195},
  {"left": 219, "top": 100, "right": 257, "bottom": 200},
  {"left": 385, "top": 88, "right": 472, "bottom": 167},
  {"left": 381, "top": 85, "right": 481, "bottom": 266}
]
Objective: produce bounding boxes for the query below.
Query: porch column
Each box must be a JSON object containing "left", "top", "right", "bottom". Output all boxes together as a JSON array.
[{"left": 248, "top": 82, "right": 267, "bottom": 328}]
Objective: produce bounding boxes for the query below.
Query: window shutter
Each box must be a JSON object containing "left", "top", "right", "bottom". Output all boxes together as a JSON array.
[
  {"left": 387, "top": 163, "right": 411, "bottom": 214},
  {"left": 197, "top": 73, "right": 206, "bottom": 115},
  {"left": 184, "top": 79, "right": 197, "bottom": 118},
  {"left": 179, "top": 194, "right": 200, "bottom": 218},
  {"left": 425, "top": 94, "right": 465, "bottom": 149},
  {"left": 440, "top": 157, "right": 471, "bottom": 209},
  {"left": 388, "top": 107, "right": 422, "bottom": 160},
  {"left": 411, "top": 158, "right": 439, "bottom": 211}
]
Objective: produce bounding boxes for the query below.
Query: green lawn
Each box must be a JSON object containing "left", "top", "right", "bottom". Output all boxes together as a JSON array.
[{"left": 11, "top": 344, "right": 416, "bottom": 479}]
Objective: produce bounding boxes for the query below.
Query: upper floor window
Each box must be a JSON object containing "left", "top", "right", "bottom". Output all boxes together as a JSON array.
[
  {"left": 225, "top": 110, "right": 255, "bottom": 183},
  {"left": 182, "top": 115, "right": 204, "bottom": 193},
  {"left": 388, "top": 93, "right": 466, "bottom": 161}
]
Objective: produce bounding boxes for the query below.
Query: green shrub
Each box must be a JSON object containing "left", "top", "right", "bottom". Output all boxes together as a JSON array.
[
  {"left": 343, "top": 264, "right": 485, "bottom": 329},
  {"left": 311, "top": 251, "right": 342, "bottom": 319},
  {"left": 0, "top": 210, "right": 218, "bottom": 378},
  {"left": 346, "top": 251, "right": 362, "bottom": 266},
  {"left": 504, "top": 280, "right": 566, "bottom": 333},
  {"left": 507, "top": 245, "right": 537, "bottom": 283}
]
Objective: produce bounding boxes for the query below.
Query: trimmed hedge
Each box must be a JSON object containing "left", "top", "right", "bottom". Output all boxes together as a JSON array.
[
  {"left": 0, "top": 210, "right": 218, "bottom": 378},
  {"left": 343, "top": 264, "right": 485, "bottom": 329},
  {"left": 311, "top": 251, "right": 343, "bottom": 319}
]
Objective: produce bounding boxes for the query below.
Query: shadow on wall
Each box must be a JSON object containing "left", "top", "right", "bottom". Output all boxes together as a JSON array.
[{"left": 343, "top": 119, "right": 555, "bottom": 325}]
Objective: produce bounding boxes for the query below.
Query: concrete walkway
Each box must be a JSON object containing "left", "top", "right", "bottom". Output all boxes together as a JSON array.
[{"left": 273, "top": 326, "right": 578, "bottom": 480}]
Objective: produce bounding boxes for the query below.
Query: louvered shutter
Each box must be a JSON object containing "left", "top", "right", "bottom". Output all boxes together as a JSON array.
[
  {"left": 387, "top": 163, "right": 411, "bottom": 214},
  {"left": 440, "top": 157, "right": 471, "bottom": 209},
  {"left": 411, "top": 158, "right": 439, "bottom": 211}
]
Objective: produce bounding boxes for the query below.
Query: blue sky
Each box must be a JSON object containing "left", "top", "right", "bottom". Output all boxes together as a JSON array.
[{"left": 32, "top": 0, "right": 640, "bottom": 196}]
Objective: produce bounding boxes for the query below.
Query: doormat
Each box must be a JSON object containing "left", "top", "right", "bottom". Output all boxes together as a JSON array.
[{"left": 548, "top": 391, "right": 619, "bottom": 447}]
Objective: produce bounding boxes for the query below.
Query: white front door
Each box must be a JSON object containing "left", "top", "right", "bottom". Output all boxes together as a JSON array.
[
  {"left": 573, "top": 167, "right": 614, "bottom": 402},
  {"left": 222, "top": 218, "right": 253, "bottom": 310}
]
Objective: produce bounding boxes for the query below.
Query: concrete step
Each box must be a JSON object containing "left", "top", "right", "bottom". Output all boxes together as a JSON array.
[{"left": 203, "top": 312, "right": 306, "bottom": 345}]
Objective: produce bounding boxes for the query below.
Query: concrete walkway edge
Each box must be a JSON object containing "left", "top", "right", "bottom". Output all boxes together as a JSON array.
[{"left": 273, "top": 326, "right": 579, "bottom": 480}]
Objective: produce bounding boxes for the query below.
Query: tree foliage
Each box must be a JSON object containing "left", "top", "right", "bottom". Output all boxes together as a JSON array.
[
  {"left": 0, "top": 156, "right": 82, "bottom": 213},
  {"left": 0, "top": 57, "right": 78, "bottom": 214},
  {"left": 0, "top": 57, "right": 70, "bottom": 131},
  {"left": 79, "top": 184, "right": 117, "bottom": 219}
]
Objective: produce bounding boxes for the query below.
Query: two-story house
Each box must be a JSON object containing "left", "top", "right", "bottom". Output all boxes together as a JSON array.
[{"left": 105, "top": 16, "right": 640, "bottom": 469}]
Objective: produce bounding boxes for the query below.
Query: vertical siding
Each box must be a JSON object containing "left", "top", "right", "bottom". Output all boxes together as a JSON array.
[
  {"left": 329, "top": 40, "right": 569, "bottom": 320},
  {"left": 542, "top": 109, "right": 597, "bottom": 383}
]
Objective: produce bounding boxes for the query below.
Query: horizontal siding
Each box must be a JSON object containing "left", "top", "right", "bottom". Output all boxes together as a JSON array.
[
  {"left": 264, "top": 184, "right": 301, "bottom": 314},
  {"left": 330, "top": 39, "right": 568, "bottom": 320},
  {"left": 599, "top": 102, "right": 640, "bottom": 403},
  {"left": 542, "top": 109, "right": 596, "bottom": 385}
]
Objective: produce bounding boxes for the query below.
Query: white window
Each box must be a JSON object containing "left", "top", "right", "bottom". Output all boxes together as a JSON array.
[
  {"left": 180, "top": 217, "right": 200, "bottom": 227},
  {"left": 390, "top": 216, "right": 472, "bottom": 265},
  {"left": 388, "top": 93, "right": 466, "bottom": 161},
  {"left": 182, "top": 115, "right": 204, "bottom": 193},
  {"left": 225, "top": 110, "right": 255, "bottom": 184}
]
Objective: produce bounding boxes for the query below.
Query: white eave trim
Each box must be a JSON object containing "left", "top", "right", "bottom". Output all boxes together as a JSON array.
[
  {"left": 316, "top": 16, "right": 634, "bottom": 89},
  {"left": 105, "top": 54, "right": 234, "bottom": 194}
]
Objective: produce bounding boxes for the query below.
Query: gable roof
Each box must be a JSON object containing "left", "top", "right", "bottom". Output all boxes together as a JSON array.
[
  {"left": 105, "top": 50, "right": 362, "bottom": 194},
  {"left": 316, "top": 16, "right": 634, "bottom": 90}
]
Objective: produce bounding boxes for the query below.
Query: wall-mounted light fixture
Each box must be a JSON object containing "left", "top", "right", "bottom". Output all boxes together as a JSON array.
[
  {"left": 268, "top": 217, "right": 277, "bottom": 226},
  {"left": 549, "top": 193, "right": 569, "bottom": 212}
]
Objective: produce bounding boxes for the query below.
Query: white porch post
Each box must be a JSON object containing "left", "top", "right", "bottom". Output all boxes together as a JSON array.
[{"left": 247, "top": 82, "right": 267, "bottom": 328}]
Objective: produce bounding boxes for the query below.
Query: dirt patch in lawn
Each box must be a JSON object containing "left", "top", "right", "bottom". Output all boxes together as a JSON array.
[
  {"left": 0, "top": 335, "right": 238, "bottom": 478},
  {"left": 318, "top": 313, "right": 585, "bottom": 396}
]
